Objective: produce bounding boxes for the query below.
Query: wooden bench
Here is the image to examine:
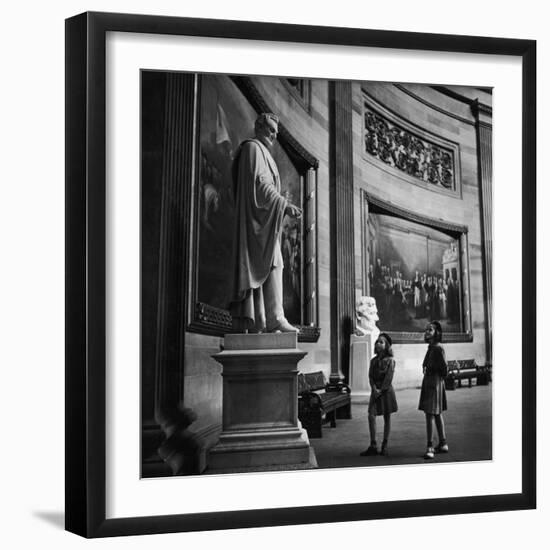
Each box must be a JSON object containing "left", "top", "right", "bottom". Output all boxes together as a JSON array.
[
  {"left": 445, "top": 359, "right": 491, "bottom": 390},
  {"left": 297, "top": 371, "right": 351, "bottom": 438}
]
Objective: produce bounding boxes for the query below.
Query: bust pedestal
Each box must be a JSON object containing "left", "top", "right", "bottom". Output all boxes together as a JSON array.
[
  {"left": 207, "top": 333, "right": 317, "bottom": 473},
  {"left": 350, "top": 333, "right": 376, "bottom": 403}
]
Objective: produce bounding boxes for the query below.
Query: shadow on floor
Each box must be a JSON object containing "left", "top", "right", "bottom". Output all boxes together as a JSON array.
[{"left": 32, "top": 511, "right": 65, "bottom": 530}]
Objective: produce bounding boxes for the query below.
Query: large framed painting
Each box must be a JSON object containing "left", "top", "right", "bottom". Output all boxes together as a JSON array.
[
  {"left": 360, "top": 190, "right": 473, "bottom": 342},
  {"left": 142, "top": 72, "right": 320, "bottom": 342},
  {"left": 65, "top": 11, "right": 536, "bottom": 538}
]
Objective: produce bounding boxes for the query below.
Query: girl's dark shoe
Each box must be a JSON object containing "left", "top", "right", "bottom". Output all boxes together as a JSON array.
[
  {"left": 360, "top": 445, "right": 378, "bottom": 456},
  {"left": 436, "top": 443, "right": 449, "bottom": 453}
]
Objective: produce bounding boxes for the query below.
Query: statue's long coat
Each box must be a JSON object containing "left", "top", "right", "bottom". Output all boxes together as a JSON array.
[{"left": 231, "top": 139, "right": 287, "bottom": 326}]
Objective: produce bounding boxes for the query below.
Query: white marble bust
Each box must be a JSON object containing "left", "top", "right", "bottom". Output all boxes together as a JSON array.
[{"left": 355, "top": 296, "right": 380, "bottom": 340}]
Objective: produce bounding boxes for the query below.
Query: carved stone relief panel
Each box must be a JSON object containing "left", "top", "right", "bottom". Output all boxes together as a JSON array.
[{"left": 363, "top": 91, "right": 461, "bottom": 195}]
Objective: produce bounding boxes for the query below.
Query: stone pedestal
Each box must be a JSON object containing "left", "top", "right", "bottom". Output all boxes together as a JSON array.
[
  {"left": 350, "top": 333, "right": 375, "bottom": 403},
  {"left": 207, "top": 333, "right": 317, "bottom": 473}
]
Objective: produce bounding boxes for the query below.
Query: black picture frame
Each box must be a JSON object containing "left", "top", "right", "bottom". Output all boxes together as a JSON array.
[{"left": 65, "top": 11, "right": 536, "bottom": 538}]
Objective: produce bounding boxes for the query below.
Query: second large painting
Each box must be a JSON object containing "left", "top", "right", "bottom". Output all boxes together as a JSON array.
[{"left": 367, "top": 212, "right": 463, "bottom": 333}]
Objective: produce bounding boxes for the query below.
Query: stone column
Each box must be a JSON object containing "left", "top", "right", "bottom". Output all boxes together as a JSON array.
[
  {"left": 329, "top": 80, "right": 356, "bottom": 387},
  {"left": 140, "top": 73, "right": 200, "bottom": 479},
  {"left": 472, "top": 100, "right": 493, "bottom": 364},
  {"left": 154, "top": 72, "right": 196, "bottom": 420}
]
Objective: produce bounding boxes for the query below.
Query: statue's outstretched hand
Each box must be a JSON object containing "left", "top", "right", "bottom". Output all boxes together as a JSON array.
[{"left": 284, "top": 204, "right": 302, "bottom": 218}]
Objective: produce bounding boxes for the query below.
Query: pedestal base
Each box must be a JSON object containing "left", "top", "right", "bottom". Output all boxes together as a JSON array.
[
  {"left": 206, "top": 447, "right": 318, "bottom": 474},
  {"left": 350, "top": 334, "right": 375, "bottom": 403},
  {"left": 208, "top": 424, "right": 316, "bottom": 471},
  {"left": 207, "top": 333, "right": 317, "bottom": 473}
]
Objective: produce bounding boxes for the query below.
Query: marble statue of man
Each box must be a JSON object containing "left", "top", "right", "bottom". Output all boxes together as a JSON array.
[{"left": 230, "top": 113, "right": 302, "bottom": 333}]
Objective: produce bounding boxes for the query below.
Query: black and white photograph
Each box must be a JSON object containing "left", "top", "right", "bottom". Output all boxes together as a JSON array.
[
  {"left": 141, "top": 72, "right": 494, "bottom": 477},
  {"left": 3, "top": 2, "right": 541, "bottom": 547}
]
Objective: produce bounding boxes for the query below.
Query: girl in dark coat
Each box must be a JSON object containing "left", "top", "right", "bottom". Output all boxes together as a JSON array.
[
  {"left": 360, "top": 333, "right": 398, "bottom": 457},
  {"left": 418, "top": 321, "right": 449, "bottom": 459}
]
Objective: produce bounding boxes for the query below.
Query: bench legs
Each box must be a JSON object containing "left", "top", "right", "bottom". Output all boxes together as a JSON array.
[
  {"left": 336, "top": 402, "right": 352, "bottom": 420},
  {"left": 299, "top": 404, "right": 351, "bottom": 438},
  {"left": 457, "top": 378, "right": 474, "bottom": 388},
  {"left": 477, "top": 373, "right": 490, "bottom": 386},
  {"left": 305, "top": 422, "right": 323, "bottom": 439},
  {"left": 321, "top": 405, "right": 352, "bottom": 431},
  {"left": 299, "top": 410, "right": 323, "bottom": 438},
  {"left": 447, "top": 365, "right": 491, "bottom": 390},
  {"left": 445, "top": 378, "right": 457, "bottom": 390},
  {"left": 303, "top": 409, "right": 338, "bottom": 435}
]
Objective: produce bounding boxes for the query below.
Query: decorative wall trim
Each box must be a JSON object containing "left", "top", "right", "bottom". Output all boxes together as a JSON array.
[
  {"left": 196, "top": 422, "right": 222, "bottom": 448},
  {"left": 471, "top": 99, "right": 493, "bottom": 131},
  {"left": 394, "top": 83, "right": 475, "bottom": 127},
  {"left": 366, "top": 192, "right": 468, "bottom": 234},
  {"left": 360, "top": 188, "right": 369, "bottom": 295},
  {"left": 195, "top": 303, "right": 233, "bottom": 330},
  {"left": 471, "top": 99, "right": 493, "bottom": 119},
  {"left": 432, "top": 84, "right": 493, "bottom": 116},
  {"left": 232, "top": 76, "right": 319, "bottom": 170},
  {"left": 387, "top": 331, "right": 474, "bottom": 344},
  {"left": 188, "top": 303, "right": 320, "bottom": 341},
  {"left": 362, "top": 90, "right": 461, "bottom": 195},
  {"left": 281, "top": 77, "right": 312, "bottom": 113},
  {"left": 297, "top": 326, "right": 322, "bottom": 342},
  {"left": 304, "top": 168, "right": 320, "bottom": 331}
]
